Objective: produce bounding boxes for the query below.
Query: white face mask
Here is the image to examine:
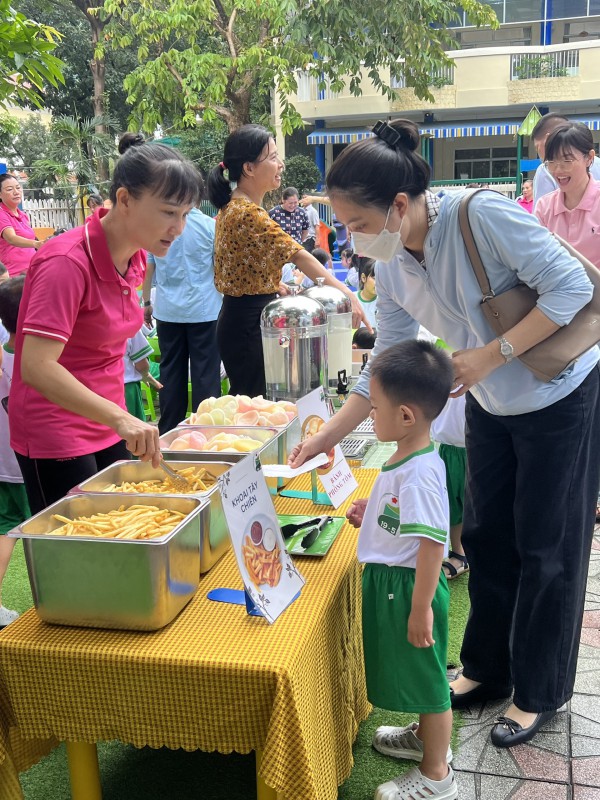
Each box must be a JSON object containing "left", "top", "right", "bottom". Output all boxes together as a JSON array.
[{"left": 351, "top": 206, "right": 405, "bottom": 262}]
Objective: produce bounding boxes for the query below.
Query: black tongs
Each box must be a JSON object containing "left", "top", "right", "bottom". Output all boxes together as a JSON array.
[{"left": 281, "top": 515, "right": 332, "bottom": 540}]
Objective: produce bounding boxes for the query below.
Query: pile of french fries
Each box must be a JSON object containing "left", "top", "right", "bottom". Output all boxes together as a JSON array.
[
  {"left": 103, "top": 467, "right": 215, "bottom": 494},
  {"left": 242, "top": 536, "right": 282, "bottom": 587},
  {"left": 51, "top": 505, "right": 186, "bottom": 540}
]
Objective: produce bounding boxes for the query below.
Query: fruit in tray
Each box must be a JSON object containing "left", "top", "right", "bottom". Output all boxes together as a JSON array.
[
  {"left": 187, "top": 395, "right": 296, "bottom": 427},
  {"left": 166, "top": 430, "right": 264, "bottom": 453}
]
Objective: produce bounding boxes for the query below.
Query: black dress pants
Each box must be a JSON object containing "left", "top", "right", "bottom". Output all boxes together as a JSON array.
[
  {"left": 216, "top": 294, "right": 276, "bottom": 398},
  {"left": 156, "top": 320, "right": 221, "bottom": 435},
  {"left": 16, "top": 440, "right": 130, "bottom": 515},
  {"left": 460, "top": 365, "right": 600, "bottom": 712}
]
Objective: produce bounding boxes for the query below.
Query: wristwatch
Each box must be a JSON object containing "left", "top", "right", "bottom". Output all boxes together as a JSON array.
[
  {"left": 143, "top": 300, "right": 152, "bottom": 307},
  {"left": 497, "top": 336, "right": 514, "bottom": 363}
]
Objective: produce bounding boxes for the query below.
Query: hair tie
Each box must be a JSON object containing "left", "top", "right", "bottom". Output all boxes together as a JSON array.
[
  {"left": 220, "top": 162, "right": 226, "bottom": 169},
  {"left": 372, "top": 120, "right": 401, "bottom": 148}
]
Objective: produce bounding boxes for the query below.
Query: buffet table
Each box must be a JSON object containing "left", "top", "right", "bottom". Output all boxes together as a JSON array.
[{"left": 0, "top": 470, "right": 375, "bottom": 800}]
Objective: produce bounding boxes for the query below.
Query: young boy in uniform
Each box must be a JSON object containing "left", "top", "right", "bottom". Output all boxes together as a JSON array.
[{"left": 346, "top": 339, "right": 456, "bottom": 800}]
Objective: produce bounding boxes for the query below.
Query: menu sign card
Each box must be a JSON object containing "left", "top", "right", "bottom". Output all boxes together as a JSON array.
[
  {"left": 218, "top": 456, "right": 305, "bottom": 623},
  {"left": 295, "top": 388, "right": 358, "bottom": 509}
]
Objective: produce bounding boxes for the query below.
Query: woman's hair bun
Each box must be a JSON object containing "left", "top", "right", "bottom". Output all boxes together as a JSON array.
[
  {"left": 389, "top": 120, "right": 420, "bottom": 153},
  {"left": 118, "top": 132, "right": 145, "bottom": 155}
]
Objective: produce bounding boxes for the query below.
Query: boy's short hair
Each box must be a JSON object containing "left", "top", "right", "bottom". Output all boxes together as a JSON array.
[
  {"left": 311, "top": 247, "right": 330, "bottom": 266},
  {"left": 369, "top": 340, "right": 453, "bottom": 421},
  {"left": 282, "top": 187, "right": 299, "bottom": 200},
  {"left": 0, "top": 275, "right": 26, "bottom": 334},
  {"left": 531, "top": 112, "right": 568, "bottom": 142},
  {"left": 352, "top": 328, "right": 377, "bottom": 349}
]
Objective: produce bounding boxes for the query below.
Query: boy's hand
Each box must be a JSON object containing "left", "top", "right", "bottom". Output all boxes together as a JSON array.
[
  {"left": 407, "top": 606, "right": 435, "bottom": 648},
  {"left": 346, "top": 498, "right": 368, "bottom": 528},
  {"left": 144, "top": 374, "right": 163, "bottom": 391}
]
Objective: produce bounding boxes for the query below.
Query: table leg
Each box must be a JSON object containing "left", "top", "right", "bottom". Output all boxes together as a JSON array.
[
  {"left": 65, "top": 741, "right": 102, "bottom": 800},
  {"left": 255, "top": 750, "right": 285, "bottom": 800}
]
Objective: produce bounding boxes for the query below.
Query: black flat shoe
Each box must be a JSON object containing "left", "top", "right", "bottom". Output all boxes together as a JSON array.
[
  {"left": 450, "top": 682, "right": 513, "bottom": 709},
  {"left": 490, "top": 710, "right": 557, "bottom": 748}
]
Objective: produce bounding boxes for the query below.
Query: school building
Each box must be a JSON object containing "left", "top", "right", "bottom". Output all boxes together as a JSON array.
[{"left": 273, "top": 1, "right": 600, "bottom": 189}]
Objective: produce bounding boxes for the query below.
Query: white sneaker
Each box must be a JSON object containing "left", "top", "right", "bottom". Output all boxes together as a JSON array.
[
  {"left": 0, "top": 606, "right": 20, "bottom": 627},
  {"left": 375, "top": 765, "right": 458, "bottom": 800},
  {"left": 372, "top": 723, "right": 453, "bottom": 763}
]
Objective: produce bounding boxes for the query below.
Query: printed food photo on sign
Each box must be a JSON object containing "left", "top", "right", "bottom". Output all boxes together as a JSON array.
[
  {"left": 301, "top": 415, "right": 335, "bottom": 473},
  {"left": 242, "top": 514, "right": 283, "bottom": 588},
  {"left": 377, "top": 494, "right": 400, "bottom": 535}
]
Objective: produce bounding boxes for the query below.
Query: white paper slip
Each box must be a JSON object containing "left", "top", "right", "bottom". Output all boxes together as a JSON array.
[{"left": 261, "top": 452, "right": 329, "bottom": 478}]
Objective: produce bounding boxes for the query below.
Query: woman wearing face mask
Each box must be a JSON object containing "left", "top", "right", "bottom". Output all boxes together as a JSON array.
[{"left": 289, "top": 119, "right": 600, "bottom": 758}]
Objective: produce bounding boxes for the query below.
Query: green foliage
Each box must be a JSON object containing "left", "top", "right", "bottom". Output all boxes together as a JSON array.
[
  {"left": 0, "top": 0, "right": 64, "bottom": 108},
  {"left": 281, "top": 155, "right": 322, "bottom": 196},
  {"left": 15, "top": 0, "right": 137, "bottom": 129},
  {"left": 513, "top": 55, "right": 569, "bottom": 80},
  {"left": 104, "top": 0, "right": 498, "bottom": 134},
  {"left": 175, "top": 121, "right": 229, "bottom": 178},
  {"left": 0, "top": 111, "right": 19, "bottom": 152}
]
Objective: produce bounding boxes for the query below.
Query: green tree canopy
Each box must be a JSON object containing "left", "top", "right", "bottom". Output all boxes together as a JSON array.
[
  {"left": 0, "top": 0, "right": 64, "bottom": 108},
  {"left": 104, "top": 0, "right": 498, "bottom": 134}
]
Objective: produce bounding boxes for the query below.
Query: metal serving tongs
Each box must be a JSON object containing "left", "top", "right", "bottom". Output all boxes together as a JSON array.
[
  {"left": 158, "top": 458, "right": 192, "bottom": 492},
  {"left": 280, "top": 515, "right": 333, "bottom": 540}
]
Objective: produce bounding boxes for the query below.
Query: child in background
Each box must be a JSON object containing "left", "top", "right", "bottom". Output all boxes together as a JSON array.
[
  {"left": 340, "top": 248, "right": 359, "bottom": 289},
  {"left": 352, "top": 327, "right": 377, "bottom": 349},
  {"left": 431, "top": 394, "right": 469, "bottom": 580},
  {"left": 347, "top": 340, "right": 457, "bottom": 800},
  {"left": 124, "top": 327, "right": 163, "bottom": 421},
  {"left": 0, "top": 275, "right": 30, "bottom": 627},
  {"left": 357, "top": 259, "right": 377, "bottom": 329}
]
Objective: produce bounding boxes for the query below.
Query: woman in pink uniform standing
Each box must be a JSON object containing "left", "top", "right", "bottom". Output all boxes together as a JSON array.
[
  {"left": 10, "top": 134, "right": 203, "bottom": 514},
  {"left": 0, "top": 174, "right": 40, "bottom": 276}
]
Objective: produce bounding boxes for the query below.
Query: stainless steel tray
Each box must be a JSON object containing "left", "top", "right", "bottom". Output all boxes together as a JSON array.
[
  {"left": 159, "top": 425, "right": 277, "bottom": 460},
  {"left": 70, "top": 460, "right": 234, "bottom": 576},
  {"left": 9, "top": 493, "right": 206, "bottom": 631}
]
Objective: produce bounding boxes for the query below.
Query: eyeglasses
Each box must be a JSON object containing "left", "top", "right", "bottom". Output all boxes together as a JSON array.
[{"left": 544, "top": 157, "right": 587, "bottom": 169}]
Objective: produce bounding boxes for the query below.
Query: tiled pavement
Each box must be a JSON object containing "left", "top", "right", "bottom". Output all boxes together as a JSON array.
[{"left": 451, "top": 527, "right": 600, "bottom": 799}]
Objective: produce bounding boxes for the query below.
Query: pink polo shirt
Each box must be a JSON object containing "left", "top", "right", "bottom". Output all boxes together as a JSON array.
[
  {"left": 535, "top": 177, "right": 600, "bottom": 269},
  {"left": 0, "top": 204, "right": 36, "bottom": 275},
  {"left": 10, "top": 210, "right": 145, "bottom": 459}
]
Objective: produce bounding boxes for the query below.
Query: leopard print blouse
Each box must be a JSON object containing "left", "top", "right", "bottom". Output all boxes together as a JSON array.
[{"left": 214, "top": 198, "right": 303, "bottom": 296}]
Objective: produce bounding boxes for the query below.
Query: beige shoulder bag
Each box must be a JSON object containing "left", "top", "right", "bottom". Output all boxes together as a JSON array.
[{"left": 458, "top": 189, "right": 600, "bottom": 382}]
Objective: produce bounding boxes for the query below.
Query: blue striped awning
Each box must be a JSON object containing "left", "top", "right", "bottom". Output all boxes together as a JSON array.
[{"left": 307, "top": 130, "right": 376, "bottom": 145}]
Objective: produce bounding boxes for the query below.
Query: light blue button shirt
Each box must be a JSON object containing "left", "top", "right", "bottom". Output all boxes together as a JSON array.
[
  {"left": 353, "top": 189, "right": 599, "bottom": 416},
  {"left": 147, "top": 208, "right": 222, "bottom": 324}
]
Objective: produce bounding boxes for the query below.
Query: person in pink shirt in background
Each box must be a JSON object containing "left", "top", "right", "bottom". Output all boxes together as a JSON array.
[
  {"left": 516, "top": 179, "right": 533, "bottom": 214},
  {"left": 0, "top": 175, "right": 41, "bottom": 276},
  {"left": 535, "top": 123, "right": 600, "bottom": 269},
  {"left": 9, "top": 133, "right": 203, "bottom": 514}
]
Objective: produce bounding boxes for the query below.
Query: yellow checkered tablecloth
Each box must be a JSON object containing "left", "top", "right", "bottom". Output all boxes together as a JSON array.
[{"left": 0, "top": 470, "right": 377, "bottom": 800}]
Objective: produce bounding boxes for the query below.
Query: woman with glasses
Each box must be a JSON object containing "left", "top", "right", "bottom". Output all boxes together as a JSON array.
[{"left": 535, "top": 122, "right": 600, "bottom": 268}]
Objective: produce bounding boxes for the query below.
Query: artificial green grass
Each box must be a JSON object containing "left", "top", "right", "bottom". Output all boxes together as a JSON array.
[{"left": 2, "top": 543, "right": 470, "bottom": 799}]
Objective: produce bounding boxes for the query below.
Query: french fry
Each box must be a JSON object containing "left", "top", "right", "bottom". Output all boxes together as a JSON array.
[
  {"left": 50, "top": 506, "right": 186, "bottom": 540},
  {"left": 101, "top": 467, "right": 215, "bottom": 495},
  {"left": 242, "top": 534, "right": 282, "bottom": 588}
]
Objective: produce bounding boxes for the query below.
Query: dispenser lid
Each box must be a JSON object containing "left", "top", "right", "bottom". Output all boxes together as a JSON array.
[
  {"left": 303, "top": 279, "right": 352, "bottom": 314},
  {"left": 260, "top": 292, "right": 327, "bottom": 328}
]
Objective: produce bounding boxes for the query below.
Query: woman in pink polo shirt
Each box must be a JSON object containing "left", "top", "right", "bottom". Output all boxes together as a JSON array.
[
  {"left": 10, "top": 133, "right": 203, "bottom": 514},
  {"left": 535, "top": 122, "right": 600, "bottom": 268},
  {"left": 0, "top": 175, "right": 40, "bottom": 276}
]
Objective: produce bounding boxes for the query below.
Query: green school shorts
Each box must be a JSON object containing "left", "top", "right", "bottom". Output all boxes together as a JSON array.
[
  {"left": 362, "top": 562, "right": 451, "bottom": 714},
  {"left": 438, "top": 443, "right": 466, "bottom": 527},
  {"left": 0, "top": 482, "right": 31, "bottom": 535}
]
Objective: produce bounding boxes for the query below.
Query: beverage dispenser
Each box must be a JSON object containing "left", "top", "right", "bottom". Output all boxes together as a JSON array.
[
  {"left": 303, "top": 279, "right": 353, "bottom": 394},
  {"left": 260, "top": 288, "right": 328, "bottom": 401}
]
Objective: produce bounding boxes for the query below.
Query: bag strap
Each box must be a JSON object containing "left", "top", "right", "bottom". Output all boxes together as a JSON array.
[{"left": 458, "top": 189, "right": 496, "bottom": 301}]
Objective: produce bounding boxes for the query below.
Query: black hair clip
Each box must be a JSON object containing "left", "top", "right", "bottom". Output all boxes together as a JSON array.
[{"left": 372, "top": 120, "right": 401, "bottom": 148}]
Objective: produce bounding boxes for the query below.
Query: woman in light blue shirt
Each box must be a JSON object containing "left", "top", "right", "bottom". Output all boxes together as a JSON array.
[{"left": 290, "top": 119, "right": 600, "bottom": 755}]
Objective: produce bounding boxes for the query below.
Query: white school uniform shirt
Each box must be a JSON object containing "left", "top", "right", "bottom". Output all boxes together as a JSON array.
[
  {"left": 0, "top": 348, "right": 24, "bottom": 483},
  {"left": 123, "top": 329, "right": 153, "bottom": 384},
  {"left": 357, "top": 444, "right": 450, "bottom": 569},
  {"left": 431, "top": 394, "right": 466, "bottom": 449},
  {"left": 357, "top": 291, "right": 377, "bottom": 328}
]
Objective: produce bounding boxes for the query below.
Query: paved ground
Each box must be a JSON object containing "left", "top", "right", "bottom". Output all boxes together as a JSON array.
[{"left": 451, "top": 525, "right": 600, "bottom": 799}]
